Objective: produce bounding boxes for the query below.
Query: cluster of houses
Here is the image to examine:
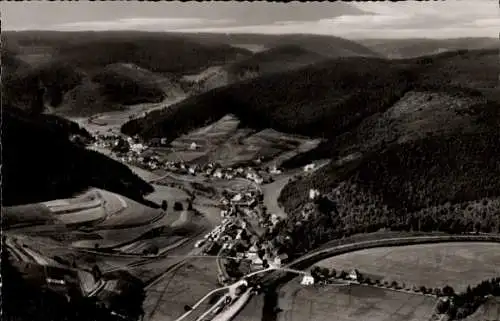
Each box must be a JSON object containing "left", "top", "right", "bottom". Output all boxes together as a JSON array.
[
  {"left": 195, "top": 186, "right": 291, "bottom": 282},
  {"left": 91, "top": 133, "right": 286, "bottom": 184}
]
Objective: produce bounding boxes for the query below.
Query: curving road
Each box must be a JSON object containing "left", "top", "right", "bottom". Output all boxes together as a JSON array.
[{"left": 220, "top": 234, "right": 500, "bottom": 321}]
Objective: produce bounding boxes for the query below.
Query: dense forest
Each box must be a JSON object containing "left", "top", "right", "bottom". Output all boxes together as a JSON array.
[
  {"left": 3, "top": 106, "right": 153, "bottom": 206},
  {"left": 122, "top": 56, "right": 415, "bottom": 140},
  {"left": 225, "top": 44, "right": 328, "bottom": 79},
  {"left": 2, "top": 31, "right": 250, "bottom": 115}
]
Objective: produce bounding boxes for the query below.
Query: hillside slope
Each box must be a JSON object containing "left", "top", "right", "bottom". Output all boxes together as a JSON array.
[
  {"left": 177, "top": 33, "right": 380, "bottom": 58},
  {"left": 2, "top": 106, "right": 154, "bottom": 206},
  {"left": 3, "top": 31, "right": 252, "bottom": 74},
  {"left": 282, "top": 48, "right": 500, "bottom": 166},
  {"left": 181, "top": 44, "right": 329, "bottom": 93},
  {"left": 278, "top": 50, "right": 500, "bottom": 236},
  {"left": 122, "top": 56, "right": 414, "bottom": 141},
  {"left": 2, "top": 31, "right": 251, "bottom": 116},
  {"left": 57, "top": 63, "right": 185, "bottom": 116},
  {"left": 121, "top": 48, "right": 500, "bottom": 237},
  {"left": 360, "top": 37, "right": 499, "bottom": 59}
]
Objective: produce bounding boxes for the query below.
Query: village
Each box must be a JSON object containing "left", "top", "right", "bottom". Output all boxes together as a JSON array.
[
  {"left": 91, "top": 133, "right": 293, "bottom": 184},
  {"left": 91, "top": 132, "right": 324, "bottom": 286}
]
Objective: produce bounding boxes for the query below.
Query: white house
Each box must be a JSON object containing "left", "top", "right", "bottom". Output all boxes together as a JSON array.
[
  {"left": 348, "top": 269, "right": 360, "bottom": 281},
  {"left": 270, "top": 214, "right": 280, "bottom": 226},
  {"left": 213, "top": 170, "right": 223, "bottom": 179},
  {"left": 270, "top": 166, "right": 282, "bottom": 175},
  {"left": 309, "top": 189, "right": 321, "bottom": 200},
  {"left": 270, "top": 256, "right": 282, "bottom": 268},
  {"left": 301, "top": 275, "right": 315, "bottom": 286},
  {"left": 232, "top": 193, "right": 243, "bottom": 202},
  {"left": 190, "top": 142, "right": 198, "bottom": 150}
]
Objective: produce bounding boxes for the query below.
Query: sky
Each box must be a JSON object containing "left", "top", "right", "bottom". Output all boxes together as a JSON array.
[{"left": 1, "top": 1, "right": 499, "bottom": 39}]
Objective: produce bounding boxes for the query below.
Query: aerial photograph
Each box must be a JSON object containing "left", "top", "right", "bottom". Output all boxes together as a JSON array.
[{"left": 1, "top": 1, "right": 499, "bottom": 321}]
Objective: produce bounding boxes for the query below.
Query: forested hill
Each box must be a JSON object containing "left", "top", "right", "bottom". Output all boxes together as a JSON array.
[
  {"left": 176, "top": 33, "right": 381, "bottom": 58},
  {"left": 277, "top": 48, "right": 500, "bottom": 237},
  {"left": 121, "top": 56, "right": 415, "bottom": 141},
  {"left": 359, "top": 37, "right": 499, "bottom": 59},
  {"left": 120, "top": 48, "right": 498, "bottom": 158},
  {"left": 3, "top": 106, "right": 154, "bottom": 206},
  {"left": 1, "top": 31, "right": 252, "bottom": 116}
]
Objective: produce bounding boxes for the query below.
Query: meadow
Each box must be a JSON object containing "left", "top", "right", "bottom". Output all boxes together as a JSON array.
[
  {"left": 316, "top": 242, "right": 500, "bottom": 292},
  {"left": 277, "top": 281, "right": 438, "bottom": 321}
]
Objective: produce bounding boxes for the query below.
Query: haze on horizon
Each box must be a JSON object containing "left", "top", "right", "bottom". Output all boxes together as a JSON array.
[{"left": 1, "top": 0, "right": 499, "bottom": 39}]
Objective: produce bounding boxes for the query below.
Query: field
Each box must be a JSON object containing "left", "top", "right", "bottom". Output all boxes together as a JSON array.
[
  {"left": 7, "top": 185, "right": 207, "bottom": 252},
  {"left": 3, "top": 204, "right": 55, "bottom": 227},
  {"left": 94, "top": 189, "right": 165, "bottom": 229},
  {"left": 161, "top": 114, "right": 322, "bottom": 167},
  {"left": 316, "top": 242, "right": 500, "bottom": 292},
  {"left": 144, "top": 184, "right": 190, "bottom": 205},
  {"left": 277, "top": 281, "right": 438, "bottom": 321},
  {"left": 236, "top": 294, "right": 264, "bottom": 321},
  {"left": 142, "top": 258, "right": 221, "bottom": 321},
  {"left": 71, "top": 95, "right": 186, "bottom": 136}
]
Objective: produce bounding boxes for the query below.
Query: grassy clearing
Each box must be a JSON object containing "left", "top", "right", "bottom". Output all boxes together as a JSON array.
[
  {"left": 261, "top": 174, "right": 295, "bottom": 219},
  {"left": 316, "top": 242, "right": 500, "bottom": 292},
  {"left": 144, "top": 184, "right": 190, "bottom": 207},
  {"left": 278, "top": 281, "right": 437, "bottom": 321}
]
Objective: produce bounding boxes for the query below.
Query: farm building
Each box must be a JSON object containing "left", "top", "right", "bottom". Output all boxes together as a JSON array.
[
  {"left": 301, "top": 275, "right": 315, "bottom": 285},
  {"left": 309, "top": 189, "right": 321, "bottom": 200}
]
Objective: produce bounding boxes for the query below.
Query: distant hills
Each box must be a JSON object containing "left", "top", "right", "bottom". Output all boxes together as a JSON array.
[
  {"left": 178, "top": 33, "right": 381, "bottom": 58},
  {"left": 1, "top": 31, "right": 385, "bottom": 116},
  {"left": 1, "top": 31, "right": 252, "bottom": 116},
  {"left": 360, "top": 37, "right": 499, "bottom": 59},
  {"left": 3, "top": 106, "right": 153, "bottom": 206},
  {"left": 123, "top": 49, "right": 499, "bottom": 143},
  {"left": 226, "top": 44, "right": 329, "bottom": 80},
  {"left": 181, "top": 44, "right": 331, "bottom": 93},
  {"left": 121, "top": 56, "right": 414, "bottom": 140}
]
